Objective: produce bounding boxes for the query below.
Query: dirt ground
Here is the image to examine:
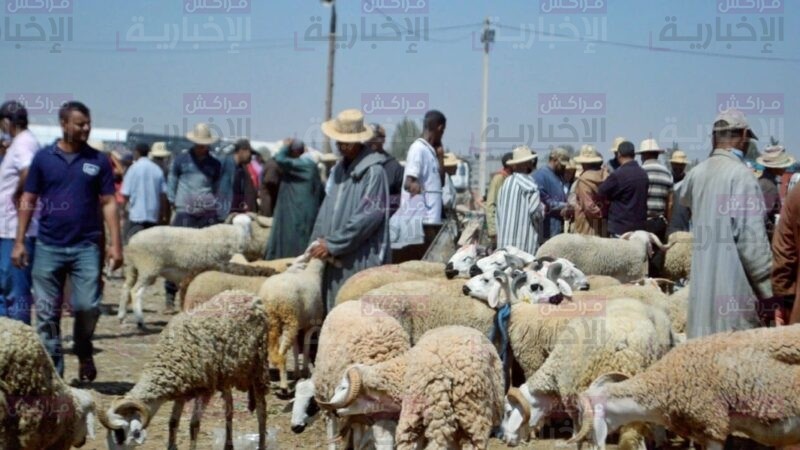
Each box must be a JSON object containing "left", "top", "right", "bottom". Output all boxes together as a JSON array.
[{"left": 61, "top": 276, "right": 672, "bottom": 449}]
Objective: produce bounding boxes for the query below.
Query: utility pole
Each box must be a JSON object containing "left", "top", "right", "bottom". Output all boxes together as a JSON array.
[
  {"left": 478, "top": 17, "right": 494, "bottom": 197},
  {"left": 323, "top": 0, "right": 336, "bottom": 153}
]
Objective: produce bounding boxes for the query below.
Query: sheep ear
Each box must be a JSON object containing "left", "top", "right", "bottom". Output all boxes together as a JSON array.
[
  {"left": 505, "top": 254, "right": 527, "bottom": 270},
  {"left": 546, "top": 262, "right": 563, "bottom": 282},
  {"left": 589, "top": 372, "right": 630, "bottom": 390},
  {"left": 487, "top": 282, "right": 503, "bottom": 308},
  {"left": 510, "top": 271, "right": 528, "bottom": 294},
  {"left": 475, "top": 245, "right": 488, "bottom": 257}
]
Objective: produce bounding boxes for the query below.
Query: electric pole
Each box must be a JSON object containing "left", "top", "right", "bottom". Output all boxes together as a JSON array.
[
  {"left": 479, "top": 17, "right": 493, "bottom": 197},
  {"left": 323, "top": 0, "right": 336, "bottom": 153}
]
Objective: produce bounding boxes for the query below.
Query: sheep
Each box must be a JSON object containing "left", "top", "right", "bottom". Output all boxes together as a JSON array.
[
  {"left": 321, "top": 326, "right": 504, "bottom": 450},
  {"left": 536, "top": 230, "right": 673, "bottom": 282},
  {"left": 586, "top": 275, "right": 622, "bottom": 289},
  {"left": 178, "top": 268, "right": 272, "bottom": 312},
  {"left": 119, "top": 212, "right": 273, "bottom": 328},
  {"left": 260, "top": 247, "right": 326, "bottom": 398},
  {"left": 662, "top": 231, "right": 692, "bottom": 283},
  {"left": 571, "top": 324, "right": 800, "bottom": 450},
  {"left": 469, "top": 247, "right": 590, "bottom": 292},
  {"left": 99, "top": 290, "right": 270, "bottom": 450},
  {"left": 0, "top": 318, "right": 96, "bottom": 450},
  {"left": 293, "top": 300, "right": 411, "bottom": 449},
  {"left": 501, "top": 298, "right": 675, "bottom": 449}
]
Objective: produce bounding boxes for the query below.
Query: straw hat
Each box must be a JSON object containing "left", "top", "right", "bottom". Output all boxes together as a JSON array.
[
  {"left": 609, "top": 136, "right": 626, "bottom": 154},
  {"left": 574, "top": 144, "right": 603, "bottom": 164},
  {"left": 670, "top": 150, "right": 689, "bottom": 165},
  {"left": 565, "top": 158, "right": 577, "bottom": 170},
  {"left": 186, "top": 122, "right": 219, "bottom": 145},
  {"left": 443, "top": 152, "right": 461, "bottom": 168},
  {"left": 149, "top": 141, "right": 171, "bottom": 158},
  {"left": 321, "top": 109, "right": 374, "bottom": 143},
  {"left": 507, "top": 145, "right": 537, "bottom": 166},
  {"left": 757, "top": 145, "right": 795, "bottom": 169},
  {"left": 637, "top": 138, "right": 665, "bottom": 154}
]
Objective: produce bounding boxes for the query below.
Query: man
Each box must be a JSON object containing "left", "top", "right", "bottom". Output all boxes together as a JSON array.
[
  {"left": 0, "top": 101, "right": 39, "bottom": 324},
  {"left": 485, "top": 152, "right": 513, "bottom": 246},
  {"left": 121, "top": 142, "right": 168, "bottom": 243},
  {"left": 675, "top": 109, "right": 774, "bottom": 338},
  {"left": 667, "top": 150, "right": 691, "bottom": 235},
  {"left": 772, "top": 174, "right": 800, "bottom": 326},
  {"left": 390, "top": 110, "right": 446, "bottom": 263},
  {"left": 266, "top": 139, "right": 323, "bottom": 260},
  {"left": 571, "top": 145, "right": 607, "bottom": 236},
  {"left": 148, "top": 140, "right": 172, "bottom": 176},
  {"left": 216, "top": 145, "right": 237, "bottom": 221},
  {"left": 605, "top": 136, "right": 626, "bottom": 174},
  {"left": 756, "top": 145, "right": 794, "bottom": 241},
  {"left": 164, "top": 122, "right": 221, "bottom": 311},
  {"left": 12, "top": 101, "right": 122, "bottom": 380},
  {"left": 533, "top": 147, "right": 573, "bottom": 242},
  {"left": 598, "top": 141, "right": 649, "bottom": 237},
  {"left": 496, "top": 146, "right": 544, "bottom": 254},
  {"left": 229, "top": 139, "right": 258, "bottom": 214},
  {"left": 638, "top": 138, "right": 674, "bottom": 242},
  {"left": 308, "top": 109, "right": 390, "bottom": 311},
  {"left": 670, "top": 150, "right": 689, "bottom": 183},
  {"left": 258, "top": 150, "right": 281, "bottom": 217},
  {"left": 369, "top": 123, "right": 404, "bottom": 217}
]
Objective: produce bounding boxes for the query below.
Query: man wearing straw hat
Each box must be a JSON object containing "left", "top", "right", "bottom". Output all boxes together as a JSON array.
[
  {"left": 308, "top": 109, "right": 390, "bottom": 311},
  {"left": 164, "top": 122, "right": 222, "bottom": 311},
  {"left": 638, "top": 138, "right": 674, "bottom": 242},
  {"left": 496, "top": 146, "right": 544, "bottom": 254},
  {"left": 675, "top": 108, "right": 776, "bottom": 338},
  {"left": 605, "top": 136, "right": 626, "bottom": 174},
  {"left": 368, "top": 123, "right": 403, "bottom": 216},
  {"left": 757, "top": 145, "right": 795, "bottom": 240},
  {"left": 667, "top": 150, "right": 691, "bottom": 235},
  {"left": 121, "top": 142, "right": 168, "bottom": 243},
  {"left": 571, "top": 145, "right": 607, "bottom": 236}
]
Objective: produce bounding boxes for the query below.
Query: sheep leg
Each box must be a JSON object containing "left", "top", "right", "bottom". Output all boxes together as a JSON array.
[
  {"left": 223, "top": 389, "right": 234, "bottom": 450},
  {"left": 168, "top": 399, "right": 185, "bottom": 450},
  {"left": 133, "top": 286, "right": 147, "bottom": 329},
  {"left": 326, "top": 416, "right": 339, "bottom": 450},
  {"left": 292, "top": 338, "right": 300, "bottom": 386},
  {"left": 189, "top": 392, "right": 212, "bottom": 450},
  {"left": 254, "top": 386, "right": 267, "bottom": 450},
  {"left": 117, "top": 264, "right": 136, "bottom": 322}
]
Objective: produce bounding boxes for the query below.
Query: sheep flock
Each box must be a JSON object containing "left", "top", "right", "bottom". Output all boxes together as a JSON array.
[{"left": 4, "top": 215, "right": 797, "bottom": 450}]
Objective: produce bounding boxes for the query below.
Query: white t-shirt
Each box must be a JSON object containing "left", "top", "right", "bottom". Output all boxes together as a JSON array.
[
  {"left": 0, "top": 130, "right": 40, "bottom": 238},
  {"left": 398, "top": 138, "right": 442, "bottom": 225}
]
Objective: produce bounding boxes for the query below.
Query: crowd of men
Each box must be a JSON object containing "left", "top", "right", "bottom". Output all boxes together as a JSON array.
[{"left": 1, "top": 99, "right": 800, "bottom": 383}]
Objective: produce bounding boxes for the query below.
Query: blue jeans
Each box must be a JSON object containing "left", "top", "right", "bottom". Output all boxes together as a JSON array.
[
  {"left": 0, "top": 237, "right": 35, "bottom": 324},
  {"left": 32, "top": 241, "right": 102, "bottom": 377}
]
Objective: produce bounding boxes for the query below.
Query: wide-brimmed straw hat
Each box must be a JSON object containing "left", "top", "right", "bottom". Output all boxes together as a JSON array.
[
  {"left": 321, "top": 109, "right": 374, "bottom": 143},
  {"left": 507, "top": 145, "right": 537, "bottom": 166},
  {"left": 757, "top": 145, "right": 795, "bottom": 169},
  {"left": 637, "top": 138, "right": 665, "bottom": 154},
  {"left": 670, "top": 150, "right": 689, "bottom": 165},
  {"left": 443, "top": 152, "right": 461, "bottom": 168},
  {"left": 149, "top": 141, "right": 171, "bottom": 158},
  {"left": 186, "top": 123, "right": 219, "bottom": 145},
  {"left": 574, "top": 144, "right": 603, "bottom": 164},
  {"left": 609, "top": 136, "right": 626, "bottom": 154}
]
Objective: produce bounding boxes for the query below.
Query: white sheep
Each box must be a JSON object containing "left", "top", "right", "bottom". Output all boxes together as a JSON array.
[
  {"left": 662, "top": 231, "right": 692, "bottom": 283},
  {"left": 536, "top": 230, "right": 673, "bottom": 282},
  {"left": 501, "top": 298, "right": 675, "bottom": 448},
  {"left": 119, "top": 213, "right": 272, "bottom": 328},
  {"left": 228, "top": 253, "right": 296, "bottom": 272},
  {"left": 470, "top": 247, "right": 590, "bottom": 292},
  {"left": 0, "top": 318, "right": 96, "bottom": 450},
  {"left": 178, "top": 264, "right": 276, "bottom": 312},
  {"left": 99, "top": 290, "right": 270, "bottom": 450},
  {"left": 321, "top": 326, "right": 504, "bottom": 450},
  {"left": 260, "top": 246, "right": 327, "bottom": 398},
  {"left": 571, "top": 324, "right": 800, "bottom": 450}
]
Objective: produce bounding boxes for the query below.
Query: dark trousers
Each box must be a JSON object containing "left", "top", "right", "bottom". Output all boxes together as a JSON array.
[
  {"left": 391, "top": 224, "right": 441, "bottom": 263},
  {"left": 645, "top": 215, "right": 668, "bottom": 276},
  {"left": 163, "top": 213, "right": 219, "bottom": 305}
]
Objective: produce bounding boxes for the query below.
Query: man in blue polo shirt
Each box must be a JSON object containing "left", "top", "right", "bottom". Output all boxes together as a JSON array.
[{"left": 12, "top": 101, "right": 122, "bottom": 381}]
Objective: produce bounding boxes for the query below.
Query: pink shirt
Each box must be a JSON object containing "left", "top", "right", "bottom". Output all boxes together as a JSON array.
[{"left": 0, "top": 130, "right": 40, "bottom": 238}]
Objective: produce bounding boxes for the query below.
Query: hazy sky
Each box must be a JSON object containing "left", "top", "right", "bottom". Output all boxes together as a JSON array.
[{"left": 2, "top": 0, "right": 797, "bottom": 165}]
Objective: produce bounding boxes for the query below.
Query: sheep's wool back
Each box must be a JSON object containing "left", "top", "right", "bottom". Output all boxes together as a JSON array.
[
  {"left": 607, "top": 324, "right": 800, "bottom": 441},
  {"left": 129, "top": 291, "right": 268, "bottom": 401},
  {"left": 335, "top": 265, "right": 435, "bottom": 305},
  {"left": 314, "top": 301, "right": 411, "bottom": 401},
  {"left": 184, "top": 272, "right": 269, "bottom": 311},
  {"left": 0, "top": 318, "right": 76, "bottom": 449},
  {"left": 664, "top": 231, "right": 692, "bottom": 281},
  {"left": 537, "top": 234, "right": 646, "bottom": 280}
]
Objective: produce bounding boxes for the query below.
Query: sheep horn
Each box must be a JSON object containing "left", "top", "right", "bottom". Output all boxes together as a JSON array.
[
  {"left": 505, "top": 387, "right": 531, "bottom": 425},
  {"left": 619, "top": 231, "right": 634, "bottom": 240},
  {"left": 97, "top": 405, "right": 121, "bottom": 430},
  {"left": 647, "top": 232, "right": 675, "bottom": 251},
  {"left": 112, "top": 398, "right": 152, "bottom": 429},
  {"left": 255, "top": 215, "right": 272, "bottom": 227},
  {"left": 343, "top": 367, "right": 363, "bottom": 408},
  {"left": 567, "top": 394, "right": 595, "bottom": 445}
]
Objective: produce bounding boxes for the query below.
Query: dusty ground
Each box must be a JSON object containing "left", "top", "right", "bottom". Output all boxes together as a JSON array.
[{"left": 61, "top": 276, "right": 693, "bottom": 449}]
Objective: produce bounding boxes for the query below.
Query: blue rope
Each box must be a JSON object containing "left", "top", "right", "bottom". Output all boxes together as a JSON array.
[{"left": 488, "top": 303, "right": 512, "bottom": 390}]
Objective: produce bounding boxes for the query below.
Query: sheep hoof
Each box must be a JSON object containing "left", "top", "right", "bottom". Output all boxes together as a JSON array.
[
  {"left": 291, "top": 424, "right": 306, "bottom": 434},
  {"left": 136, "top": 321, "right": 146, "bottom": 331},
  {"left": 275, "top": 388, "right": 293, "bottom": 400}
]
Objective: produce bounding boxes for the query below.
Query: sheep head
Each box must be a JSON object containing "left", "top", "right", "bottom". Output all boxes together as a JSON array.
[
  {"left": 291, "top": 379, "right": 318, "bottom": 434},
  {"left": 538, "top": 258, "right": 590, "bottom": 291},
  {"left": 318, "top": 366, "right": 363, "bottom": 411},
  {"left": 318, "top": 365, "right": 401, "bottom": 417},
  {"left": 98, "top": 397, "right": 152, "bottom": 449},
  {"left": 69, "top": 388, "right": 97, "bottom": 448},
  {"left": 445, "top": 243, "right": 478, "bottom": 279},
  {"left": 620, "top": 230, "right": 674, "bottom": 258},
  {"left": 568, "top": 372, "right": 631, "bottom": 448},
  {"left": 501, "top": 384, "right": 557, "bottom": 447},
  {"left": 237, "top": 213, "right": 272, "bottom": 260},
  {"left": 470, "top": 246, "right": 535, "bottom": 277}
]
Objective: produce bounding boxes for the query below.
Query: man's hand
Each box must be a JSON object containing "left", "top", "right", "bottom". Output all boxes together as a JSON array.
[
  {"left": 308, "top": 238, "right": 331, "bottom": 260},
  {"left": 11, "top": 241, "right": 29, "bottom": 268},
  {"left": 405, "top": 178, "right": 422, "bottom": 196},
  {"left": 283, "top": 137, "right": 293, "bottom": 146},
  {"left": 107, "top": 244, "right": 123, "bottom": 271},
  {"left": 775, "top": 306, "right": 791, "bottom": 326},
  {"left": 560, "top": 205, "right": 575, "bottom": 220}
]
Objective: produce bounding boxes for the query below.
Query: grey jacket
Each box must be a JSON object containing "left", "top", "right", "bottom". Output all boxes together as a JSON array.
[
  {"left": 675, "top": 149, "right": 773, "bottom": 339},
  {"left": 310, "top": 149, "right": 390, "bottom": 311},
  {"left": 167, "top": 150, "right": 221, "bottom": 216}
]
